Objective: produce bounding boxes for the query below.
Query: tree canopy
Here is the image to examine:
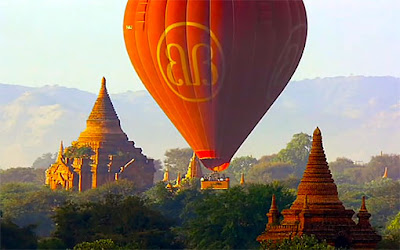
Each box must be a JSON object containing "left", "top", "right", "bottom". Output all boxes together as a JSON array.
[
  {"left": 275, "top": 132, "right": 312, "bottom": 176},
  {"left": 0, "top": 167, "right": 45, "bottom": 186},
  {"left": 53, "top": 194, "right": 181, "bottom": 249},
  {"left": 176, "top": 183, "right": 295, "bottom": 249},
  {"left": 31, "top": 152, "right": 56, "bottom": 169},
  {"left": 225, "top": 156, "right": 257, "bottom": 183},
  {"left": 163, "top": 147, "right": 193, "bottom": 179}
]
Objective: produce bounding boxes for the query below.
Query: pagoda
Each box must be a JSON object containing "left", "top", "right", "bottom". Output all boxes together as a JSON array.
[
  {"left": 185, "top": 153, "right": 203, "bottom": 179},
  {"left": 257, "top": 128, "right": 381, "bottom": 249},
  {"left": 46, "top": 77, "right": 155, "bottom": 191}
]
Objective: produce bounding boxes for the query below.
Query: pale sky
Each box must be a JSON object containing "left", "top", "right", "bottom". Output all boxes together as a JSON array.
[{"left": 1, "top": 0, "right": 399, "bottom": 94}]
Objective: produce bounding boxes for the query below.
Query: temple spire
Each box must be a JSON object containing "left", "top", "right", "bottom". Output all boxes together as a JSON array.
[
  {"left": 163, "top": 169, "right": 169, "bottom": 182},
  {"left": 240, "top": 173, "right": 245, "bottom": 185},
  {"left": 357, "top": 196, "right": 372, "bottom": 228},
  {"left": 78, "top": 77, "right": 128, "bottom": 143},
  {"left": 271, "top": 194, "right": 278, "bottom": 210},
  {"left": 290, "top": 127, "right": 344, "bottom": 210},
  {"left": 360, "top": 196, "right": 367, "bottom": 212},
  {"left": 57, "top": 141, "right": 64, "bottom": 162},
  {"left": 87, "top": 76, "right": 119, "bottom": 121},
  {"left": 101, "top": 76, "right": 106, "bottom": 91},
  {"left": 185, "top": 153, "right": 203, "bottom": 179},
  {"left": 267, "top": 194, "right": 279, "bottom": 225},
  {"left": 382, "top": 167, "right": 388, "bottom": 178},
  {"left": 174, "top": 172, "right": 182, "bottom": 188}
]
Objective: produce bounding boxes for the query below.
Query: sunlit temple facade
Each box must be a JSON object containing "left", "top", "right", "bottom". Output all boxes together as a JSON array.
[
  {"left": 45, "top": 77, "right": 155, "bottom": 191},
  {"left": 257, "top": 127, "right": 381, "bottom": 249}
]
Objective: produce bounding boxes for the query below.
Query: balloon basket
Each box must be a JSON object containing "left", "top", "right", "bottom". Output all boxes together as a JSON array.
[{"left": 200, "top": 172, "right": 230, "bottom": 190}]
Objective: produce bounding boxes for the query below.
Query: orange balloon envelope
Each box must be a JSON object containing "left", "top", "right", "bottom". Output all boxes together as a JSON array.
[{"left": 123, "top": 0, "right": 307, "bottom": 172}]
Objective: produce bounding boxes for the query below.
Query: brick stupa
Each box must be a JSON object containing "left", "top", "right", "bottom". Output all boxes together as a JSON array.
[
  {"left": 46, "top": 77, "right": 155, "bottom": 191},
  {"left": 257, "top": 127, "right": 381, "bottom": 249}
]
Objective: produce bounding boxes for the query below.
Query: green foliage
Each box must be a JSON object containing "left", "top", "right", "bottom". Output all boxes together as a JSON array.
[
  {"left": 31, "top": 152, "right": 56, "bottom": 169},
  {"left": 247, "top": 161, "right": 296, "bottom": 183},
  {"left": 330, "top": 154, "right": 400, "bottom": 184},
  {"left": 0, "top": 167, "right": 45, "bottom": 186},
  {"left": 387, "top": 212, "right": 400, "bottom": 233},
  {"left": 64, "top": 145, "right": 95, "bottom": 159},
  {"left": 152, "top": 159, "right": 165, "bottom": 182},
  {"left": 377, "top": 211, "right": 400, "bottom": 249},
  {"left": 1, "top": 218, "right": 38, "bottom": 249},
  {"left": 53, "top": 194, "right": 181, "bottom": 249},
  {"left": 261, "top": 234, "right": 334, "bottom": 250},
  {"left": 75, "top": 179, "right": 136, "bottom": 203},
  {"left": 73, "top": 239, "right": 120, "bottom": 250},
  {"left": 275, "top": 132, "right": 312, "bottom": 176},
  {"left": 364, "top": 154, "right": 400, "bottom": 181},
  {"left": 164, "top": 147, "right": 193, "bottom": 179},
  {"left": 330, "top": 157, "right": 357, "bottom": 173},
  {"left": 338, "top": 179, "right": 400, "bottom": 231},
  {"left": 0, "top": 182, "right": 70, "bottom": 237},
  {"left": 38, "top": 237, "right": 66, "bottom": 249},
  {"left": 225, "top": 155, "right": 257, "bottom": 183},
  {"left": 145, "top": 180, "right": 203, "bottom": 226},
  {"left": 178, "top": 183, "right": 295, "bottom": 249}
]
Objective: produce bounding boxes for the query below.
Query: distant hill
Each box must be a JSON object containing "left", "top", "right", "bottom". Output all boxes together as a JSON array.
[{"left": 0, "top": 76, "right": 399, "bottom": 168}]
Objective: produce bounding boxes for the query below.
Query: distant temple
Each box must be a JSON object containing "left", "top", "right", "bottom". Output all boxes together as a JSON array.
[
  {"left": 45, "top": 77, "right": 155, "bottom": 191},
  {"left": 257, "top": 127, "right": 381, "bottom": 249},
  {"left": 185, "top": 153, "right": 203, "bottom": 179}
]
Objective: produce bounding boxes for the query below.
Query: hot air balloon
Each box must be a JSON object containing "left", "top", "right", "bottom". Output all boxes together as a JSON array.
[{"left": 123, "top": 0, "right": 307, "bottom": 176}]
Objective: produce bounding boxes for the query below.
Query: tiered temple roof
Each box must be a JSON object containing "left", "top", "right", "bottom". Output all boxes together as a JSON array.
[
  {"left": 257, "top": 128, "right": 381, "bottom": 249},
  {"left": 78, "top": 77, "right": 129, "bottom": 143}
]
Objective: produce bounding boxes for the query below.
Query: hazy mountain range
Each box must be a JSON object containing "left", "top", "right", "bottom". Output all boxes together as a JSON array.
[{"left": 0, "top": 76, "right": 399, "bottom": 169}]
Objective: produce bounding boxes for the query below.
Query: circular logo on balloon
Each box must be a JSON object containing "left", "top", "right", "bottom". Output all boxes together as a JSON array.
[{"left": 157, "top": 22, "right": 224, "bottom": 102}]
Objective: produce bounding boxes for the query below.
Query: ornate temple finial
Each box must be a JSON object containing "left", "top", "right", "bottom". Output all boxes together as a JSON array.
[
  {"left": 382, "top": 167, "right": 388, "bottom": 178},
  {"left": 101, "top": 76, "right": 106, "bottom": 91},
  {"left": 162, "top": 169, "right": 169, "bottom": 182},
  {"left": 357, "top": 195, "right": 372, "bottom": 228},
  {"left": 360, "top": 196, "right": 367, "bottom": 212},
  {"left": 271, "top": 194, "right": 278, "bottom": 210},
  {"left": 314, "top": 127, "right": 321, "bottom": 135},
  {"left": 240, "top": 173, "right": 245, "bottom": 185},
  {"left": 57, "top": 141, "right": 64, "bottom": 161},
  {"left": 174, "top": 172, "right": 182, "bottom": 187},
  {"left": 99, "top": 77, "right": 108, "bottom": 96},
  {"left": 267, "top": 194, "right": 280, "bottom": 225}
]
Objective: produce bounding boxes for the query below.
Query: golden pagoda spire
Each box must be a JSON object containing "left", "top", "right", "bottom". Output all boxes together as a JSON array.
[
  {"left": 382, "top": 167, "right": 388, "bottom": 178},
  {"left": 162, "top": 169, "right": 169, "bottom": 182},
  {"left": 186, "top": 153, "right": 203, "bottom": 179},
  {"left": 56, "top": 141, "right": 64, "bottom": 162},
  {"left": 88, "top": 76, "right": 119, "bottom": 121},
  {"left": 174, "top": 172, "right": 182, "bottom": 187},
  {"left": 240, "top": 173, "right": 245, "bottom": 185},
  {"left": 78, "top": 77, "right": 128, "bottom": 143}
]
